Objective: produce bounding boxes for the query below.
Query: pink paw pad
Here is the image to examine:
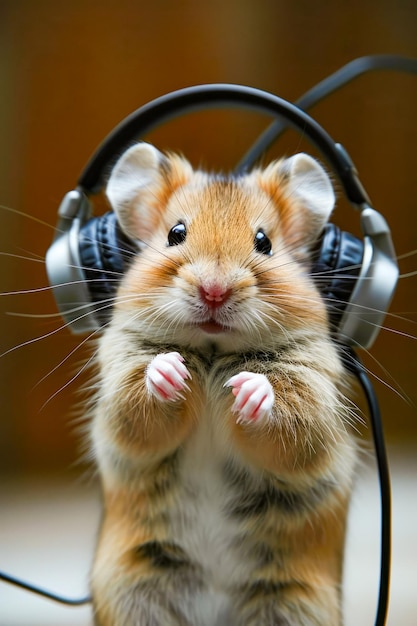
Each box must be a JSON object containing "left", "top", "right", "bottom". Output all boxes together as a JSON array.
[
  {"left": 146, "top": 352, "right": 191, "bottom": 402},
  {"left": 225, "top": 371, "right": 274, "bottom": 424}
]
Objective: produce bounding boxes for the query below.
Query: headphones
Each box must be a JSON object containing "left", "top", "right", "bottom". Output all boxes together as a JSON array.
[{"left": 46, "top": 84, "right": 399, "bottom": 348}]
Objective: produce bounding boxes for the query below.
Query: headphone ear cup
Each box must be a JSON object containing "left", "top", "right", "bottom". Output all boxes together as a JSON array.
[
  {"left": 312, "top": 224, "right": 364, "bottom": 337},
  {"left": 78, "top": 212, "right": 137, "bottom": 326}
]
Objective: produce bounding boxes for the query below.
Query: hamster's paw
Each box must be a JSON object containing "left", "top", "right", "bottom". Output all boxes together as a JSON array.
[
  {"left": 146, "top": 352, "right": 191, "bottom": 402},
  {"left": 225, "top": 372, "right": 274, "bottom": 424}
]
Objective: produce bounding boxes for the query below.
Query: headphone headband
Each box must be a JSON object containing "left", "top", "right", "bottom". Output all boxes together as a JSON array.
[
  {"left": 77, "top": 84, "right": 370, "bottom": 206},
  {"left": 47, "top": 83, "right": 398, "bottom": 346}
]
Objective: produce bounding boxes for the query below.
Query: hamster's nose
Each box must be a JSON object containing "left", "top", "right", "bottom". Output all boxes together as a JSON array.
[{"left": 199, "top": 284, "right": 231, "bottom": 308}]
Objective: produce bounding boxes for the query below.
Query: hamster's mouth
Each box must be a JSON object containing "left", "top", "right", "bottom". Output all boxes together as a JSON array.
[{"left": 198, "top": 319, "right": 229, "bottom": 334}]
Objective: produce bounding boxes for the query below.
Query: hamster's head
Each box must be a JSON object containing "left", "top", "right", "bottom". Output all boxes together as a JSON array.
[{"left": 106, "top": 142, "right": 336, "bottom": 353}]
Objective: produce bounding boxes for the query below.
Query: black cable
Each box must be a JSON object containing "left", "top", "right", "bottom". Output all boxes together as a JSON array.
[
  {"left": 236, "top": 54, "right": 417, "bottom": 173},
  {"left": 0, "top": 570, "right": 91, "bottom": 605},
  {"left": 343, "top": 349, "right": 392, "bottom": 626}
]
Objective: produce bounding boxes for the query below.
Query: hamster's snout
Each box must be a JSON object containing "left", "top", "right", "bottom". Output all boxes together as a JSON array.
[{"left": 199, "top": 284, "right": 232, "bottom": 309}]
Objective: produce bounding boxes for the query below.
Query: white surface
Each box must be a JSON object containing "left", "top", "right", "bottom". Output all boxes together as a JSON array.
[{"left": 0, "top": 446, "right": 416, "bottom": 626}]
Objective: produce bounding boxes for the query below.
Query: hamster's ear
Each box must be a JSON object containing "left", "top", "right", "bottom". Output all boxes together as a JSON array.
[
  {"left": 259, "top": 153, "right": 336, "bottom": 254},
  {"left": 106, "top": 142, "right": 192, "bottom": 242},
  {"left": 281, "top": 153, "right": 335, "bottom": 223}
]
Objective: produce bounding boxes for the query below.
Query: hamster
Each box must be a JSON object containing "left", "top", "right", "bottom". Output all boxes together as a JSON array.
[{"left": 90, "top": 142, "right": 357, "bottom": 625}]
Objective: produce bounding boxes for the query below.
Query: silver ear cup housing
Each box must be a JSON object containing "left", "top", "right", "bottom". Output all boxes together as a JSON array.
[
  {"left": 46, "top": 190, "right": 139, "bottom": 334},
  {"left": 337, "top": 206, "right": 399, "bottom": 349},
  {"left": 46, "top": 189, "right": 100, "bottom": 333}
]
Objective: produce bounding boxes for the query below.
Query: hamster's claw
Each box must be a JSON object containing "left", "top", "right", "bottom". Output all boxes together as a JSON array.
[
  {"left": 225, "top": 371, "right": 274, "bottom": 424},
  {"left": 146, "top": 352, "right": 191, "bottom": 402}
]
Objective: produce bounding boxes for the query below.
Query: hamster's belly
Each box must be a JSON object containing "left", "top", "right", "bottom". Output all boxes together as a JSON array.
[
  {"left": 167, "top": 414, "right": 254, "bottom": 591},
  {"left": 166, "top": 449, "right": 248, "bottom": 624}
]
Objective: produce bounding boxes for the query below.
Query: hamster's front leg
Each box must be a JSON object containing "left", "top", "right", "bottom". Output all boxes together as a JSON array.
[
  {"left": 222, "top": 354, "right": 353, "bottom": 626},
  {"left": 92, "top": 350, "right": 199, "bottom": 626},
  {"left": 224, "top": 350, "right": 348, "bottom": 476},
  {"left": 94, "top": 345, "right": 195, "bottom": 466}
]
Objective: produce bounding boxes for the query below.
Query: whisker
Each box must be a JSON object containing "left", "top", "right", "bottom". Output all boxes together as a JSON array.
[
  {"left": 6, "top": 311, "right": 71, "bottom": 320},
  {"left": 0, "top": 251, "right": 46, "bottom": 263},
  {"left": 40, "top": 348, "right": 99, "bottom": 411},
  {"left": 399, "top": 269, "right": 417, "bottom": 279},
  {"left": 253, "top": 302, "right": 294, "bottom": 343},
  {"left": 0, "top": 294, "right": 128, "bottom": 358},
  {"left": 126, "top": 298, "right": 185, "bottom": 338},
  {"left": 343, "top": 343, "right": 415, "bottom": 408},
  {"left": 1, "top": 285, "right": 63, "bottom": 297},
  {"left": 258, "top": 281, "right": 416, "bottom": 326},
  {"left": 396, "top": 248, "right": 417, "bottom": 261},
  {"left": 34, "top": 329, "right": 101, "bottom": 390},
  {"left": 1, "top": 324, "right": 70, "bottom": 359},
  {"left": 0, "top": 277, "right": 119, "bottom": 298},
  {"left": 360, "top": 320, "right": 417, "bottom": 342},
  {"left": 0, "top": 204, "right": 57, "bottom": 230}
]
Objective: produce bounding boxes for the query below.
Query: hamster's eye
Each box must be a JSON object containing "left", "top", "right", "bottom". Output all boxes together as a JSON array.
[
  {"left": 167, "top": 222, "right": 187, "bottom": 246},
  {"left": 254, "top": 229, "right": 272, "bottom": 255}
]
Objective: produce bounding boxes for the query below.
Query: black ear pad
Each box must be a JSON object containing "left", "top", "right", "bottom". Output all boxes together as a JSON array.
[
  {"left": 78, "top": 212, "right": 138, "bottom": 326},
  {"left": 312, "top": 224, "right": 364, "bottom": 333}
]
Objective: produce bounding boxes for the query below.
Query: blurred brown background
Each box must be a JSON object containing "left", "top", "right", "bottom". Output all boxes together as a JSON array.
[
  {"left": 0, "top": 0, "right": 416, "bottom": 473},
  {"left": 0, "top": 2, "right": 416, "bottom": 625}
]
